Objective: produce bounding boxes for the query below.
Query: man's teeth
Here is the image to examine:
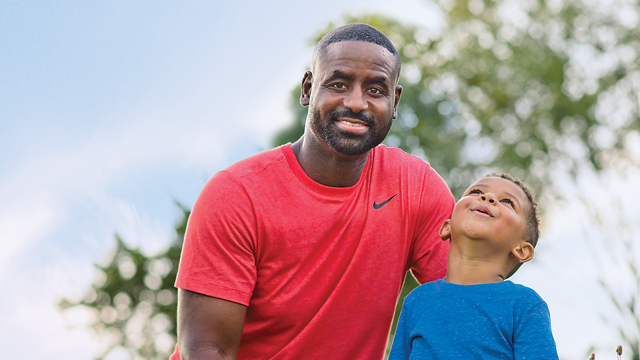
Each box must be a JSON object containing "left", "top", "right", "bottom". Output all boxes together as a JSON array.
[{"left": 339, "top": 120, "right": 364, "bottom": 127}]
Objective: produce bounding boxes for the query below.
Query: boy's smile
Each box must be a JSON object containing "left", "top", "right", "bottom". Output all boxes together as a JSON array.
[{"left": 471, "top": 204, "right": 493, "bottom": 217}]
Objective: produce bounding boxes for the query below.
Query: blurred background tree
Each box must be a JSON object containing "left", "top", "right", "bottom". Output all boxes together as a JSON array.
[
  {"left": 276, "top": 0, "right": 640, "bottom": 200},
  {"left": 274, "top": 0, "right": 640, "bottom": 357},
  {"left": 61, "top": 0, "right": 640, "bottom": 358},
  {"left": 59, "top": 203, "right": 189, "bottom": 360}
]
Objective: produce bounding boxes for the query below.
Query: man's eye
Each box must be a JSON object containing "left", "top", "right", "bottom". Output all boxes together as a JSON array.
[
  {"left": 369, "top": 88, "right": 382, "bottom": 94},
  {"left": 331, "top": 83, "right": 345, "bottom": 89}
]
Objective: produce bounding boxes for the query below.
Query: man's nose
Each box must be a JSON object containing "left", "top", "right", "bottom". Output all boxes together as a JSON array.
[
  {"left": 343, "top": 88, "right": 368, "bottom": 113},
  {"left": 481, "top": 193, "right": 497, "bottom": 205}
]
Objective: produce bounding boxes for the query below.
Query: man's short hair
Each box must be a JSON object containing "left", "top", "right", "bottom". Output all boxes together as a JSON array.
[{"left": 312, "top": 23, "right": 401, "bottom": 81}]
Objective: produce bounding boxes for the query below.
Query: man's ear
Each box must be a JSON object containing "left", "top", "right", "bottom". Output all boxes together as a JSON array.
[
  {"left": 511, "top": 242, "right": 534, "bottom": 263},
  {"left": 392, "top": 85, "right": 402, "bottom": 119},
  {"left": 300, "top": 71, "right": 312, "bottom": 107},
  {"left": 439, "top": 219, "right": 451, "bottom": 241}
]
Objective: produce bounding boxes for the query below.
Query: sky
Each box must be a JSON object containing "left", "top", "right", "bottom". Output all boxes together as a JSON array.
[{"left": 1, "top": 1, "right": 638, "bottom": 359}]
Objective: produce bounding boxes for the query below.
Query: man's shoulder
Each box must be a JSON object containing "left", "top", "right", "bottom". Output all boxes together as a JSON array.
[
  {"left": 372, "top": 145, "right": 441, "bottom": 182},
  {"left": 373, "top": 146, "right": 452, "bottom": 203},
  {"left": 222, "top": 145, "right": 288, "bottom": 179},
  {"left": 373, "top": 145, "right": 432, "bottom": 169},
  {"left": 202, "top": 145, "right": 289, "bottom": 196}
]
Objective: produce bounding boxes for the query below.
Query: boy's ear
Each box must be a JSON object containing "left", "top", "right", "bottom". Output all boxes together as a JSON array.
[
  {"left": 439, "top": 219, "right": 451, "bottom": 241},
  {"left": 511, "top": 242, "right": 534, "bottom": 263}
]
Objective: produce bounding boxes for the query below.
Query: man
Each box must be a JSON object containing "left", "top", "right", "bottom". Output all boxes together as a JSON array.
[{"left": 172, "top": 23, "right": 454, "bottom": 360}]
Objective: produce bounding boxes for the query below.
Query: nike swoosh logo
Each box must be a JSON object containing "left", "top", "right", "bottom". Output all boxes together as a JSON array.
[{"left": 373, "top": 194, "right": 398, "bottom": 209}]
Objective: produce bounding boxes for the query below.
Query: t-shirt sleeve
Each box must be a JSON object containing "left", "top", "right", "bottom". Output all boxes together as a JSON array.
[
  {"left": 514, "top": 301, "right": 559, "bottom": 360},
  {"left": 175, "top": 170, "right": 257, "bottom": 306},
  {"left": 388, "top": 296, "right": 413, "bottom": 360},
  {"left": 409, "top": 169, "right": 454, "bottom": 283}
]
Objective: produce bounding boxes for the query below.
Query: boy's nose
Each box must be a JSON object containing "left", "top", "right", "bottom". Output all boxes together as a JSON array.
[{"left": 481, "top": 193, "right": 496, "bottom": 204}]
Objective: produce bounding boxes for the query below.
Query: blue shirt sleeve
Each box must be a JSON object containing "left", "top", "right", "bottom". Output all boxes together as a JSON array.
[
  {"left": 514, "top": 302, "right": 559, "bottom": 360},
  {"left": 388, "top": 298, "right": 412, "bottom": 360}
]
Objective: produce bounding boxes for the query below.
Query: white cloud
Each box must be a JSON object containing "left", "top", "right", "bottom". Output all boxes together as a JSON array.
[{"left": 0, "top": 250, "right": 101, "bottom": 359}]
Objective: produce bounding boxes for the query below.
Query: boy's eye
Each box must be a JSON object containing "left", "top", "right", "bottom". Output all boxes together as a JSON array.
[
  {"left": 501, "top": 198, "right": 514, "bottom": 208},
  {"left": 469, "top": 189, "right": 482, "bottom": 195}
]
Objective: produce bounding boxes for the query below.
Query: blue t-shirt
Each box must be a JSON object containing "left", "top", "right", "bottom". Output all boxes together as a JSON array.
[{"left": 389, "top": 279, "right": 558, "bottom": 360}]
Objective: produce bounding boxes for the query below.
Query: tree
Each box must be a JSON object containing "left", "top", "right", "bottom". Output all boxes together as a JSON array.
[
  {"left": 273, "top": 1, "right": 640, "bottom": 356},
  {"left": 63, "top": 0, "right": 640, "bottom": 358},
  {"left": 274, "top": 1, "right": 640, "bottom": 200},
  {"left": 59, "top": 203, "right": 189, "bottom": 360}
]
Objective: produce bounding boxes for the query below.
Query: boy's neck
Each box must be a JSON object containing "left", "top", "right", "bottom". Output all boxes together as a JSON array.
[
  {"left": 445, "top": 259, "right": 505, "bottom": 285},
  {"left": 445, "top": 241, "right": 509, "bottom": 285}
]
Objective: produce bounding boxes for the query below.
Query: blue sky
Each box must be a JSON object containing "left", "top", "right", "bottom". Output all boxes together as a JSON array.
[{"left": 1, "top": 1, "right": 637, "bottom": 359}]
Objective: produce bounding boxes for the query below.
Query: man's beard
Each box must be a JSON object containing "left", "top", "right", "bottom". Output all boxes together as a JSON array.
[{"left": 309, "top": 107, "right": 392, "bottom": 156}]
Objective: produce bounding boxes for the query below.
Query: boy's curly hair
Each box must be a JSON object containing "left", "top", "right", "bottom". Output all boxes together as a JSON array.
[{"left": 485, "top": 173, "right": 539, "bottom": 248}]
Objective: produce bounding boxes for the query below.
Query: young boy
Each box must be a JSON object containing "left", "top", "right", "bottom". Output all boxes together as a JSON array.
[{"left": 389, "top": 173, "right": 558, "bottom": 360}]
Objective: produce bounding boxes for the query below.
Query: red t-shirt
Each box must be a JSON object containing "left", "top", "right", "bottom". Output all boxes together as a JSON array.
[{"left": 172, "top": 144, "right": 454, "bottom": 360}]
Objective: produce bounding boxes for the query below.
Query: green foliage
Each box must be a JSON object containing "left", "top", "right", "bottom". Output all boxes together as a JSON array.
[
  {"left": 271, "top": 86, "right": 307, "bottom": 148},
  {"left": 59, "top": 203, "right": 190, "bottom": 360},
  {"left": 274, "top": 1, "right": 640, "bottom": 199},
  {"left": 64, "top": 1, "right": 640, "bottom": 358},
  {"left": 272, "top": 3, "right": 640, "bottom": 355}
]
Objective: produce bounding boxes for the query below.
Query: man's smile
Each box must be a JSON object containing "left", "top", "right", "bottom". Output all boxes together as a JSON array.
[
  {"left": 337, "top": 119, "right": 367, "bottom": 127},
  {"left": 335, "top": 117, "right": 370, "bottom": 134}
]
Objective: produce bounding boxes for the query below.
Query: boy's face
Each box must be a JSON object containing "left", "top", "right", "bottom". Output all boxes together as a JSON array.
[{"left": 441, "top": 177, "right": 529, "bottom": 251}]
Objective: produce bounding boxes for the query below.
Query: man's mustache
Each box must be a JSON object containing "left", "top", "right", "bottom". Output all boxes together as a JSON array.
[{"left": 329, "top": 109, "right": 375, "bottom": 127}]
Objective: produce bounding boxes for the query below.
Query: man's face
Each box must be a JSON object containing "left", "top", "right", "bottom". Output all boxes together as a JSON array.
[
  {"left": 301, "top": 41, "right": 402, "bottom": 156},
  {"left": 448, "top": 177, "right": 529, "bottom": 251}
]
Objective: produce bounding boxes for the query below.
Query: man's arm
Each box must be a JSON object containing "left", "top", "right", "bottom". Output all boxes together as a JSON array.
[
  {"left": 410, "top": 168, "right": 455, "bottom": 283},
  {"left": 177, "top": 289, "right": 248, "bottom": 360}
]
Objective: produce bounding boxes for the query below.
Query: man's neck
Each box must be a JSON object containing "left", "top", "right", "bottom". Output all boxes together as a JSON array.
[{"left": 291, "top": 136, "right": 370, "bottom": 188}]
